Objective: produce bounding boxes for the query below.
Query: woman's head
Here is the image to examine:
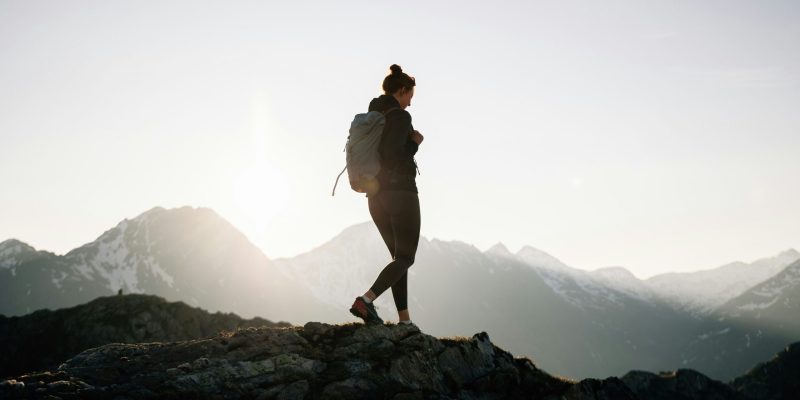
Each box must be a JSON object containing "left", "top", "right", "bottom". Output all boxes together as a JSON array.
[{"left": 382, "top": 64, "right": 415, "bottom": 109}]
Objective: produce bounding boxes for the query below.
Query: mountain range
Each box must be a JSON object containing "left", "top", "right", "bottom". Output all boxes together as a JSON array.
[
  {"left": 2, "top": 293, "right": 798, "bottom": 399},
  {"left": 1, "top": 205, "right": 798, "bottom": 380},
  {"left": 0, "top": 206, "right": 335, "bottom": 322}
]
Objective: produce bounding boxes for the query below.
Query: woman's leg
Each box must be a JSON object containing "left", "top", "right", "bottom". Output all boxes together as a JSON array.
[
  {"left": 389, "top": 192, "right": 419, "bottom": 319},
  {"left": 363, "top": 191, "right": 396, "bottom": 302},
  {"left": 367, "top": 191, "right": 420, "bottom": 312},
  {"left": 392, "top": 272, "right": 409, "bottom": 320},
  {"left": 369, "top": 191, "right": 398, "bottom": 258}
]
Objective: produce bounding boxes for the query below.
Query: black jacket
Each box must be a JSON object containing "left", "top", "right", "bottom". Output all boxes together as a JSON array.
[{"left": 368, "top": 94, "right": 419, "bottom": 193}]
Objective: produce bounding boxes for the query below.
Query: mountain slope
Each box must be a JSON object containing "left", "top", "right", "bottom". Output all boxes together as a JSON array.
[
  {"left": 0, "top": 238, "right": 90, "bottom": 316},
  {"left": 672, "top": 260, "right": 800, "bottom": 380},
  {"left": 731, "top": 342, "right": 800, "bottom": 400},
  {"left": 275, "top": 223, "right": 707, "bottom": 379},
  {"left": 0, "top": 294, "right": 289, "bottom": 379},
  {"left": 645, "top": 249, "right": 800, "bottom": 314},
  {"left": 720, "top": 258, "right": 800, "bottom": 335},
  {"left": 621, "top": 369, "right": 747, "bottom": 400},
  {"left": 0, "top": 206, "right": 335, "bottom": 323}
]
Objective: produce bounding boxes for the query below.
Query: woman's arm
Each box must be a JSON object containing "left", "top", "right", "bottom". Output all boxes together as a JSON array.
[{"left": 382, "top": 110, "right": 415, "bottom": 168}]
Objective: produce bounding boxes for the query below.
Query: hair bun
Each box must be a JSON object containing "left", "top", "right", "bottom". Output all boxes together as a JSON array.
[{"left": 381, "top": 64, "right": 415, "bottom": 95}]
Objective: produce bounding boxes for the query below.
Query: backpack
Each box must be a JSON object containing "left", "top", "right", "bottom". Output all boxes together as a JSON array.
[{"left": 332, "top": 107, "right": 399, "bottom": 196}]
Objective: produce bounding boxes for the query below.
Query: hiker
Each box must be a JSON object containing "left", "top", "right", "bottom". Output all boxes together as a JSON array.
[{"left": 350, "top": 64, "right": 423, "bottom": 326}]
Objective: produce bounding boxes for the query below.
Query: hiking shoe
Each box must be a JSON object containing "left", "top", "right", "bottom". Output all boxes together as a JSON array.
[{"left": 350, "top": 296, "right": 383, "bottom": 325}]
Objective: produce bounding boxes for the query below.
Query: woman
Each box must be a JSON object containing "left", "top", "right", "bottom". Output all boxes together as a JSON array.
[{"left": 349, "top": 64, "right": 424, "bottom": 326}]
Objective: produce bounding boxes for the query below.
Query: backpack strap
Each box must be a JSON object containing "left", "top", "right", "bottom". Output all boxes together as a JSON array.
[{"left": 331, "top": 165, "right": 347, "bottom": 196}]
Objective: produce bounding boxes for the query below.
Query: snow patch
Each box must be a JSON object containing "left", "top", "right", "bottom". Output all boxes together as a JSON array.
[
  {"left": 646, "top": 250, "right": 799, "bottom": 313},
  {"left": 697, "top": 327, "right": 731, "bottom": 340},
  {"left": 0, "top": 255, "right": 18, "bottom": 268},
  {"left": 737, "top": 296, "right": 780, "bottom": 311},
  {"left": 51, "top": 270, "right": 69, "bottom": 289},
  {"left": 73, "top": 262, "right": 95, "bottom": 280},
  {"left": 66, "top": 218, "right": 174, "bottom": 293},
  {"left": 0, "top": 241, "right": 33, "bottom": 268}
]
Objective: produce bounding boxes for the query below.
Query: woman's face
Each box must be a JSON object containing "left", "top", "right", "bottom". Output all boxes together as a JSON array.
[{"left": 394, "top": 87, "right": 415, "bottom": 109}]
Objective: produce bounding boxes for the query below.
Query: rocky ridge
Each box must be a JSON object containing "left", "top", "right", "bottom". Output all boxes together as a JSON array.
[
  {"left": 0, "top": 322, "right": 636, "bottom": 400},
  {"left": 731, "top": 342, "right": 800, "bottom": 400},
  {"left": 621, "top": 369, "right": 746, "bottom": 400},
  {"left": 0, "top": 294, "right": 290, "bottom": 379}
]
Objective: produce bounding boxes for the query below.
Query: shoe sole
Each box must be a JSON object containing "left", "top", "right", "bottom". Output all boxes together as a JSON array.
[{"left": 349, "top": 306, "right": 383, "bottom": 325}]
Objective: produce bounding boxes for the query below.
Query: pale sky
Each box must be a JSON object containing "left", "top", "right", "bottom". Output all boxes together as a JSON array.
[{"left": 1, "top": 1, "right": 798, "bottom": 279}]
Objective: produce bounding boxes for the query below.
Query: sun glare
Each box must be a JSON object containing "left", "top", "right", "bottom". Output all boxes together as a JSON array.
[
  {"left": 232, "top": 161, "right": 290, "bottom": 228},
  {"left": 226, "top": 90, "right": 293, "bottom": 241}
]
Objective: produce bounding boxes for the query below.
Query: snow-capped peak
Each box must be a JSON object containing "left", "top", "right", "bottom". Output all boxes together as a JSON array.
[
  {"left": 590, "top": 266, "right": 652, "bottom": 301},
  {"left": 591, "top": 266, "right": 638, "bottom": 280},
  {"left": 133, "top": 206, "right": 167, "bottom": 221},
  {"left": 63, "top": 209, "right": 180, "bottom": 293},
  {"left": 515, "top": 246, "right": 570, "bottom": 271},
  {"left": 486, "top": 242, "right": 514, "bottom": 259},
  {"left": 0, "top": 239, "right": 37, "bottom": 268},
  {"left": 645, "top": 249, "right": 800, "bottom": 314},
  {"left": 747, "top": 259, "right": 800, "bottom": 302},
  {"left": 761, "top": 248, "right": 800, "bottom": 268},
  {"left": 0, "top": 238, "right": 35, "bottom": 253}
]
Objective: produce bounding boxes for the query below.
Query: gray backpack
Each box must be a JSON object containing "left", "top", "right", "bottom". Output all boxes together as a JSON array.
[{"left": 332, "top": 107, "right": 399, "bottom": 196}]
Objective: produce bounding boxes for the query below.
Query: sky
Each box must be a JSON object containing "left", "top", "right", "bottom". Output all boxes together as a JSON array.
[{"left": 1, "top": 0, "right": 798, "bottom": 279}]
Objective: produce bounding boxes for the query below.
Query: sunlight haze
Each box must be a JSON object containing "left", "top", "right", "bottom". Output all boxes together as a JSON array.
[{"left": 1, "top": 0, "right": 799, "bottom": 279}]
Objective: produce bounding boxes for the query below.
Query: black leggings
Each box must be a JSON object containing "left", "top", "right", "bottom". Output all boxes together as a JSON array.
[{"left": 367, "top": 190, "right": 421, "bottom": 312}]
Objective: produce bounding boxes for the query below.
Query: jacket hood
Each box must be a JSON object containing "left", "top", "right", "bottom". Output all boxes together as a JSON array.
[{"left": 368, "top": 94, "right": 401, "bottom": 113}]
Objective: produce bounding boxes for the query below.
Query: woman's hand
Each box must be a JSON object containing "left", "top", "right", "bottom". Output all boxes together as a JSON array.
[{"left": 410, "top": 130, "right": 424, "bottom": 145}]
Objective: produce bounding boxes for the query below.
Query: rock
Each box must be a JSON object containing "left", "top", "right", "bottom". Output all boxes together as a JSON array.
[
  {"left": 562, "top": 377, "right": 638, "bottom": 400},
  {"left": 0, "top": 321, "right": 645, "bottom": 399},
  {"left": 343, "top": 360, "right": 371, "bottom": 375},
  {"left": 0, "top": 379, "right": 25, "bottom": 397},
  {"left": 389, "top": 350, "right": 449, "bottom": 393},
  {"left": 303, "top": 321, "right": 334, "bottom": 339},
  {"left": 391, "top": 392, "right": 425, "bottom": 400},
  {"left": 192, "top": 357, "right": 211, "bottom": 369},
  {"left": 321, "top": 377, "right": 376, "bottom": 399}
]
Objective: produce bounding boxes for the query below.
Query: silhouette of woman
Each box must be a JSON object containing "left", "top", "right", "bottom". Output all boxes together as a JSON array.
[{"left": 350, "top": 64, "right": 423, "bottom": 326}]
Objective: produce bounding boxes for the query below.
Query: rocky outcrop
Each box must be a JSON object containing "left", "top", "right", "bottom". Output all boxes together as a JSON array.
[
  {"left": 621, "top": 369, "right": 746, "bottom": 400},
  {"left": 730, "top": 342, "right": 800, "bottom": 400},
  {"left": 0, "top": 294, "right": 289, "bottom": 378},
  {"left": 0, "top": 322, "right": 635, "bottom": 399}
]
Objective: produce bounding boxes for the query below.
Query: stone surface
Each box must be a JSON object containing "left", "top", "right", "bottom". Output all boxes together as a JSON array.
[
  {"left": 6, "top": 313, "right": 795, "bottom": 399},
  {"left": 0, "top": 321, "right": 630, "bottom": 399}
]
